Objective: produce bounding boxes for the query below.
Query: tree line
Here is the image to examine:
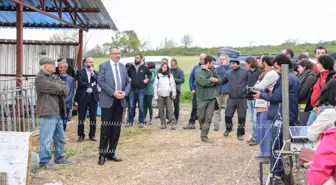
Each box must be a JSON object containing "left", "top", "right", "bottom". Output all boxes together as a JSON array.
[{"left": 50, "top": 30, "right": 336, "bottom": 58}]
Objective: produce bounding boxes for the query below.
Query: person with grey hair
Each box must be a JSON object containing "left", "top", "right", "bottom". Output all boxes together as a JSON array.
[
  {"left": 57, "top": 61, "right": 75, "bottom": 132},
  {"left": 35, "top": 57, "right": 71, "bottom": 170},
  {"left": 212, "top": 55, "right": 231, "bottom": 131}
]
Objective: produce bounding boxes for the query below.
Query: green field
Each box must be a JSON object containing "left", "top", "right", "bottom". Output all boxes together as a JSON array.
[{"left": 93, "top": 56, "right": 198, "bottom": 77}]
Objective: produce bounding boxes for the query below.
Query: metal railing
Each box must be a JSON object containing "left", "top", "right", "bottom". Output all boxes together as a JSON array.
[
  {"left": 0, "top": 80, "right": 38, "bottom": 132},
  {"left": 0, "top": 76, "right": 36, "bottom": 91}
]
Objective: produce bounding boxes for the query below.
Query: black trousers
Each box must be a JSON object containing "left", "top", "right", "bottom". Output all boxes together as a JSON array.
[
  {"left": 77, "top": 93, "right": 98, "bottom": 137},
  {"left": 173, "top": 92, "right": 181, "bottom": 121},
  {"left": 189, "top": 93, "right": 197, "bottom": 124},
  {"left": 99, "top": 99, "right": 123, "bottom": 157},
  {"left": 225, "top": 98, "right": 247, "bottom": 136}
]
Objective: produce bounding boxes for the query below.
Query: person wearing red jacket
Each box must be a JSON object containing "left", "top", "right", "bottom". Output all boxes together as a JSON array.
[
  {"left": 305, "top": 55, "right": 335, "bottom": 126},
  {"left": 306, "top": 127, "right": 336, "bottom": 185}
]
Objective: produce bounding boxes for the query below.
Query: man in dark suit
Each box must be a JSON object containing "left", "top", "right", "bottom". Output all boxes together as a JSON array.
[
  {"left": 97, "top": 47, "right": 130, "bottom": 165},
  {"left": 76, "top": 57, "right": 99, "bottom": 142}
]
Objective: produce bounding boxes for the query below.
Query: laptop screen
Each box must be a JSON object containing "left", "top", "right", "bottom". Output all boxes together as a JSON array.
[{"left": 289, "top": 126, "right": 309, "bottom": 139}]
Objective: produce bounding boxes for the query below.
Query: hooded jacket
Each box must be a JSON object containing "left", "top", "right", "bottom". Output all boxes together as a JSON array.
[{"left": 154, "top": 73, "right": 176, "bottom": 100}]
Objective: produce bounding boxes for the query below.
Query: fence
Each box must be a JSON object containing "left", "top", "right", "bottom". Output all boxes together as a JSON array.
[{"left": 0, "top": 77, "right": 38, "bottom": 132}]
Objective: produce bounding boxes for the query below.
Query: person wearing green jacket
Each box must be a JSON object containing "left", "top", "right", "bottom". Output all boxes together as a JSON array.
[
  {"left": 144, "top": 62, "right": 157, "bottom": 124},
  {"left": 196, "top": 55, "right": 222, "bottom": 142}
]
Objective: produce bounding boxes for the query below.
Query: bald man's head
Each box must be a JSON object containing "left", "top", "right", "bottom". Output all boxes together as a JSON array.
[{"left": 199, "top": 53, "right": 206, "bottom": 64}]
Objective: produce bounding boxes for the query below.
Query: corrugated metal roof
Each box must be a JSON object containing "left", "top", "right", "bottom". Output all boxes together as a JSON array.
[{"left": 0, "top": 0, "right": 117, "bottom": 30}]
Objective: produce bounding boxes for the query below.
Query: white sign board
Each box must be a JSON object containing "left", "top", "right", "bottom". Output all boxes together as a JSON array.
[{"left": 0, "top": 132, "right": 32, "bottom": 185}]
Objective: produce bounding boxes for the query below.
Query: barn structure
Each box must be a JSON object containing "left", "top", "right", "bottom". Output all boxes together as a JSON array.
[{"left": 0, "top": 0, "right": 117, "bottom": 132}]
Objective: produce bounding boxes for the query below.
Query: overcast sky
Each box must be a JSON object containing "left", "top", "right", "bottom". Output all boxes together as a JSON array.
[{"left": 0, "top": 0, "right": 336, "bottom": 50}]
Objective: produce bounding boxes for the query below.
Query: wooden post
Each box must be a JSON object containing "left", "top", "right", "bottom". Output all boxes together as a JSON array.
[
  {"left": 281, "top": 64, "right": 294, "bottom": 185},
  {"left": 16, "top": 2, "right": 24, "bottom": 88},
  {"left": 77, "top": 29, "right": 84, "bottom": 70},
  {"left": 0, "top": 172, "right": 6, "bottom": 185},
  {"left": 281, "top": 64, "right": 290, "bottom": 150}
]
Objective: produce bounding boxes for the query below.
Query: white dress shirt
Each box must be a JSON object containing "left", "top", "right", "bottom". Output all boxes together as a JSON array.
[
  {"left": 85, "top": 68, "right": 93, "bottom": 93},
  {"left": 110, "top": 60, "right": 122, "bottom": 90}
]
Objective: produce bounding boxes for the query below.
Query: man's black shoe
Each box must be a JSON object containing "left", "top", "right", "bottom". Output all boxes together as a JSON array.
[
  {"left": 106, "top": 155, "right": 122, "bottom": 162},
  {"left": 98, "top": 156, "right": 105, "bottom": 165}
]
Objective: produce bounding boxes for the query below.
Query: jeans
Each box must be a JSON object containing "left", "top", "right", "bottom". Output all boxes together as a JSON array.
[
  {"left": 39, "top": 115, "right": 66, "bottom": 166},
  {"left": 247, "top": 100, "right": 257, "bottom": 141},
  {"left": 128, "top": 88, "right": 145, "bottom": 124},
  {"left": 144, "top": 94, "right": 154, "bottom": 120},
  {"left": 307, "top": 109, "right": 318, "bottom": 126},
  {"left": 257, "top": 112, "right": 273, "bottom": 157}
]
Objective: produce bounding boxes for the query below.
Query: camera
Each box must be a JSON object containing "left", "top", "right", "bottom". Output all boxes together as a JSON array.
[{"left": 246, "top": 87, "right": 265, "bottom": 95}]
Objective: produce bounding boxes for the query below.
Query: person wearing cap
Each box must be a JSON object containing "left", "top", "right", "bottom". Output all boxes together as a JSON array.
[
  {"left": 195, "top": 55, "right": 222, "bottom": 142},
  {"left": 220, "top": 58, "right": 249, "bottom": 141},
  {"left": 305, "top": 55, "right": 335, "bottom": 126},
  {"left": 35, "top": 57, "right": 71, "bottom": 169}
]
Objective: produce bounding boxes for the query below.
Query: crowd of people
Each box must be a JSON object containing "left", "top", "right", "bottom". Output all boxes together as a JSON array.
[{"left": 35, "top": 46, "right": 336, "bottom": 184}]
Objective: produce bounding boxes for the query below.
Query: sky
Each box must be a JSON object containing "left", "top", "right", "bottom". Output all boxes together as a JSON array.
[{"left": 1, "top": 0, "right": 336, "bottom": 50}]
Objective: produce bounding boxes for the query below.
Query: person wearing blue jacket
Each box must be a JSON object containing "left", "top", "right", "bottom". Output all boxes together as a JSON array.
[
  {"left": 253, "top": 54, "right": 300, "bottom": 185},
  {"left": 212, "top": 55, "right": 231, "bottom": 131},
  {"left": 170, "top": 59, "right": 185, "bottom": 122},
  {"left": 183, "top": 53, "right": 206, "bottom": 129},
  {"left": 57, "top": 61, "right": 75, "bottom": 132}
]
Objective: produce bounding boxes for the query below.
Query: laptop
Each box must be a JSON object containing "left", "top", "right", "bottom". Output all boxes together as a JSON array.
[{"left": 289, "top": 126, "right": 309, "bottom": 139}]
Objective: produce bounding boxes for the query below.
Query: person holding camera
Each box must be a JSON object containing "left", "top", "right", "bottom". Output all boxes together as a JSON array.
[
  {"left": 154, "top": 63, "right": 177, "bottom": 130},
  {"left": 253, "top": 55, "right": 279, "bottom": 158}
]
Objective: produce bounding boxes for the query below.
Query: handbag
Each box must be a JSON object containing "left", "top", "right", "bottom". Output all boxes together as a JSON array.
[{"left": 298, "top": 147, "right": 315, "bottom": 163}]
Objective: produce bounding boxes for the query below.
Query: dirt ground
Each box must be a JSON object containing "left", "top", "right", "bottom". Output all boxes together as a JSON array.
[{"left": 30, "top": 105, "right": 307, "bottom": 185}]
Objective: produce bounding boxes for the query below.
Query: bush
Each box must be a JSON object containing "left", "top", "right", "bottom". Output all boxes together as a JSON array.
[{"left": 180, "top": 91, "right": 192, "bottom": 104}]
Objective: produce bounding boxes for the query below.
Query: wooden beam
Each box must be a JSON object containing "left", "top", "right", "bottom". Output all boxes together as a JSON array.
[
  {"left": 0, "top": 6, "right": 100, "bottom": 12},
  {"left": 53, "top": 0, "right": 62, "bottom": 18},
  {"left": 11, "top": 0, "right": 88, "bottom": 31}
]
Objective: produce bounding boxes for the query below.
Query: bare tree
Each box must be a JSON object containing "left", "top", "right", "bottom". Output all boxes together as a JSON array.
[
  {"left": 181, "top": 34, "right": 193, "bottom": 48},
  {"left": 162, "top": 36, "right": 176, "bottom": 49},
  {"left": 140, "top": 37, "right": 150, "bottom": 51},
  {"left": 49, "top": 30, "right": 92, "bottom": 51}
]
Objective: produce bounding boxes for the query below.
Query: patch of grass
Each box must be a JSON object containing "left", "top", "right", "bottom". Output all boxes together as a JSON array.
[
  {"left": 121, "top": 128, "right": 152, "bottom": 138},
  {"left": 65, "top": 149, "right": 76, "bottom": 159}
]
